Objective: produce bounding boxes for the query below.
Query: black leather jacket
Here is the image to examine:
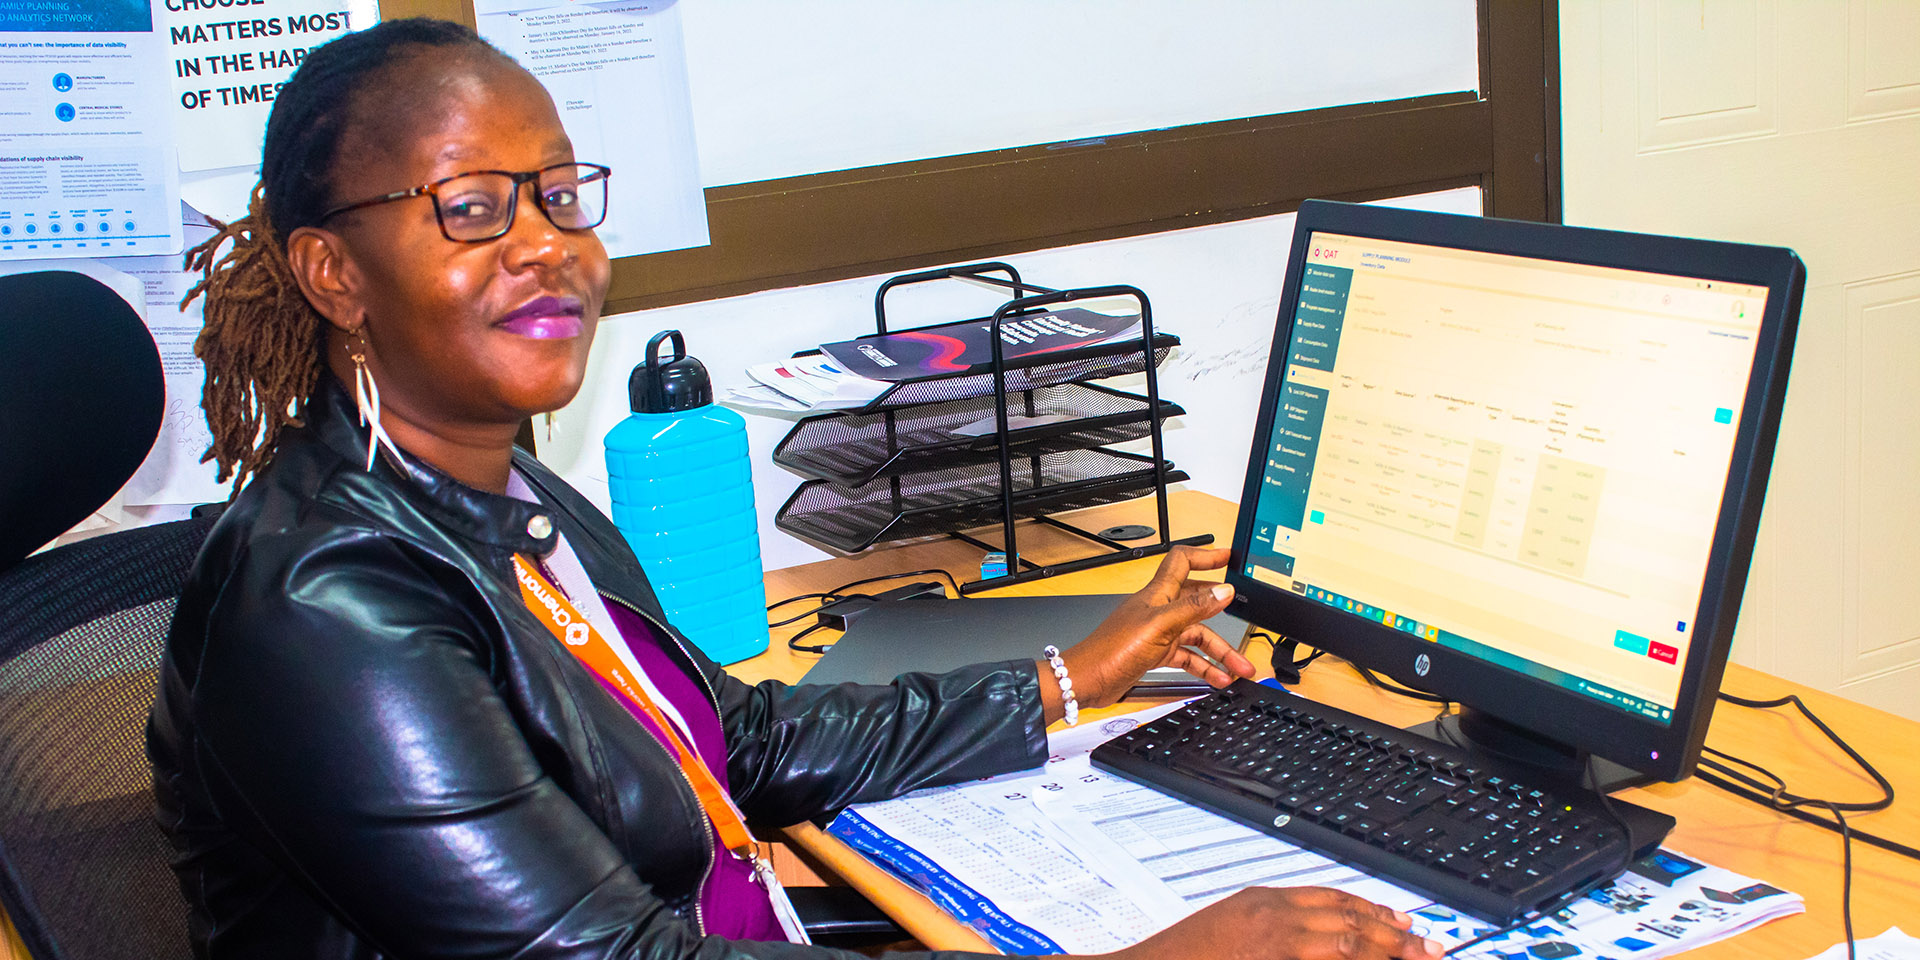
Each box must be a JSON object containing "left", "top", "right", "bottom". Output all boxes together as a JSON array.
[{"left": 147, "top": 379, "right": 1048, "bottom": 959}]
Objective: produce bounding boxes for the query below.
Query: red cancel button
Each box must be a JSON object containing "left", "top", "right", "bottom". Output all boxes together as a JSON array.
[{"left": 1648, "top": 641, "right": 1679, "bottom": 664}]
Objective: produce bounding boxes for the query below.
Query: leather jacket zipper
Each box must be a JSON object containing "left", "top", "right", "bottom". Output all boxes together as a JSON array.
[
  {"left": 598, "top": 588, "right": 726, "bottom": 935},
  {"left": 597, "top": 590, "right": 726, "bottom": 728}
]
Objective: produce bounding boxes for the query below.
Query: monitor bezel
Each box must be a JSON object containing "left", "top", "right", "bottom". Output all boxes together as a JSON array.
[{"left": 1224, "top": 199, "right": 1805, "bottom": 783}]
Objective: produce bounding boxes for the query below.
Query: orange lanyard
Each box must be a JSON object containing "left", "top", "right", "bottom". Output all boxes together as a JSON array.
[{"left": 512, "top": 554, "right": 757, "bottom": 856}]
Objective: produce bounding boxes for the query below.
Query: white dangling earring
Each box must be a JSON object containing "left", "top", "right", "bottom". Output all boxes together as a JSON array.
[
  {"left": 350, "top": 332, "right": 399, "bottom": 471},
  {"left": 544, "top": 410, "right": 559, "bottom": 441}
]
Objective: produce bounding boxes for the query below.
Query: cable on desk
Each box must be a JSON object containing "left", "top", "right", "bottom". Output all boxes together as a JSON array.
[
  {"left": 825, "top": 568, "right": 964, "bottom": 598},
  {"left": 1253, "top": 630, "right": 1323, "bottom": 685},
  {"left": 1697, "top": 689, "right": 1915, "bottom": 857},
  {"left": 1351, "top": 662, "right": 1450, "bottom": 706},
  {"left": 768, "top": 568, "right": 967, "bottom": 622},
  {"left": 769, "top": 600, "right": 836, "bottom": 629},
  {"left": 767, "top": 591, "right": 835, "bottom": 613},
  {"left": 786, "top": 621, "right": 833, "bottom": 655},
  {"left": 769, "top": 568, "right": 965, "bottom": 653},
  {"left": 1696, "top": 688, "right": 1920, "bottom": 960}
]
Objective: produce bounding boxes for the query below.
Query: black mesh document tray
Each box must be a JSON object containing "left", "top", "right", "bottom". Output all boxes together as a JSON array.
[
  {"left": 824, "top": 336, "right": 1177, "bottom": 413},
  {"left": 772, "top": 383, "right": 1185, "bottom": 486},
  {"left": 775, "top": 449, "right": 1189, "bottom": 553}
]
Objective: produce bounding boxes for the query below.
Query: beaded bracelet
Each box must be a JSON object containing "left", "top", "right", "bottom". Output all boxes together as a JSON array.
[{"left": 1042, "top": 644, "right": 1079, "bottom": 726}]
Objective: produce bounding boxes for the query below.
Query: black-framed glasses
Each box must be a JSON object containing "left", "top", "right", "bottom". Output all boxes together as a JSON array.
[{"left": 318, "top": 162, "right": 612, "bottom": 243}]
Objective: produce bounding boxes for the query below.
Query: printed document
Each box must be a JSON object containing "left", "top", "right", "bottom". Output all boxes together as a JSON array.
[
  {"left": 1, "top": 0, "right": 183, "bottom": 259},
  {"left": 1804, "top": 928, "right": 1920, "bottom": 960},
  {"left": 830, "top": 699, "right": 1802, "bottom": 957},
  {"left": 474, "top": 0, "right": 707, "bottom": 258}
]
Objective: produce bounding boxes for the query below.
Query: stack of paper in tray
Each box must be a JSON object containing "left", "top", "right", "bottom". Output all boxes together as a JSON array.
[
  {"left": 828, "top": 700, "right": 1804, "bottom": 959},
  {"left": 729, "top": 355, "right": 887, "bottom": 412}
]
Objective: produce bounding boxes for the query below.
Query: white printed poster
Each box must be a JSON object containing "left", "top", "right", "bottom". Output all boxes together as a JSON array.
[
  {"left": 0, "top": 0, "right": 183, "bottom": 259},
  {"left": 474, "top": 0, "right": 708, "bottom": 258},
  {"left": 119, "top": 202, "right": 226, "bottom": 505},
  {"left": 161, "top": 0, "right": 369, "bottom": 172}
]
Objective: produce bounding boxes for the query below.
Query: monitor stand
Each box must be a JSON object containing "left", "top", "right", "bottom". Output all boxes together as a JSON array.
[{"left": 1406, "top": 706, "right": 1676, "bottom": 856}]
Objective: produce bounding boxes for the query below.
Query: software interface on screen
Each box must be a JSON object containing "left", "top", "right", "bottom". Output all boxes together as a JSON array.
[{"left": 1245, "top": 232, "right": 1769, "bottom": 723}]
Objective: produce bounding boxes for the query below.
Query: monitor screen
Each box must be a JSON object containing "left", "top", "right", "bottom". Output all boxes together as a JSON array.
[{"left": 1228, "top": 200, "right": 1803, "bottom": 782}]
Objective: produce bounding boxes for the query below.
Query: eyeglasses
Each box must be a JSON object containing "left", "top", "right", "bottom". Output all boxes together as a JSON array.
[{"left": 317, "top": 162, "right": 612, "bottom": 243}]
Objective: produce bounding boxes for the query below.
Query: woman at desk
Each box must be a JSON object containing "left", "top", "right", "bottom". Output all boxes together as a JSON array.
[{"left": 147, "top": 19, "right": 1439, "bottom": 960}]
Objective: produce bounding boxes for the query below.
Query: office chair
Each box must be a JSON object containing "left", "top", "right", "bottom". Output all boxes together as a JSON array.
[
  {"left": 0, "top": 269, "right": 207, "bottom": 960},
  {"left": 0, "top": 513, "right": 217, "bottom": 960},
  {"left": 0, "top": 271, "right": 166, "bottom": 570}
]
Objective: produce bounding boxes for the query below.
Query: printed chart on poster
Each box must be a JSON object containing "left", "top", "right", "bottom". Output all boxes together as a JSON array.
[{"left": 0, "top": 0, "right": 182, "bottom": 259}]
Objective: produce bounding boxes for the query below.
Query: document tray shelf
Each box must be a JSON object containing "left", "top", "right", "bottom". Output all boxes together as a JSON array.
[
  {"left": 775, "top": 448, "right": 1188, "bottom": 553},
  {"left": 830, "top": 337, "right": 1176, "bottom": 414},
  {"left": 772, "top": 383, "right": 1184, "bottom": 486}
]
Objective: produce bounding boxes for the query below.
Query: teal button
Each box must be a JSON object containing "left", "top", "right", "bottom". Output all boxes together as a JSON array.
[
  {"left": 1714, "top": 407, "right": 1733, "bottom": 424},
  {"left": 1614, "top": 629, "right": 1650, "bottom": 656},
  {"left": 1309, "top": 510, "right": 1325, "bottom": 524}
]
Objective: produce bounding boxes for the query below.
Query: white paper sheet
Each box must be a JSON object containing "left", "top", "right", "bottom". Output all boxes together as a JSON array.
[
  {"left": 116, "top": 203, "right": 226, "bottom": 505},
  {"left": 1805, "top": 928, "right": 1920, "bottom": 960},
  {"left": 0, "top": 0, "right": 183, "bottom": 259},
  {"left": 473, "top": 0, "right": 707, "bottom": 258},
  {"left": 1032, "top": 755, "right": 1429, "bottom": 919},
  {"left": 834, "top": 702, "right": 1195, "bottom": 952}
]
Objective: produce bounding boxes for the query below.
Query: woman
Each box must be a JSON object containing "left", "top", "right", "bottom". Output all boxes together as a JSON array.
[{"left": 147, "top": 18, "right": 1439, "bottom": 960}]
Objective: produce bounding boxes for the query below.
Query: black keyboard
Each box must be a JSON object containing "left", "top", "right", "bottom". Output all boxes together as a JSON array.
[{"left": 1089, "top": 681, "right": 1638, "bottom": 923}]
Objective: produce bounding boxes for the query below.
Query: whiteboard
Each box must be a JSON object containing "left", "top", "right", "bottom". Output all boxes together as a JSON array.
[{"left": 681, "top": 0, "right": 1479, "bottom": 187}]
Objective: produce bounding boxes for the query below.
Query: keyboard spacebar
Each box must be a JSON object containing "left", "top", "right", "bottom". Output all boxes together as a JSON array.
[{"left": 1167, "top": 756, "right": 1283, "bottom": 802}]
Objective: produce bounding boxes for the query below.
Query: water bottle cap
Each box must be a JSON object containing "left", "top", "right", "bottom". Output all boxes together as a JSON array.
[{"left": 630, "top": 329, "right": 713, "bottom": 413}]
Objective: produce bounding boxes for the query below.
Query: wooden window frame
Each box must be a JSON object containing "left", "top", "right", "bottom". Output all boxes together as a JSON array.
[{"left": 380, "top": 0, "right": 1559, "bottom": 315}]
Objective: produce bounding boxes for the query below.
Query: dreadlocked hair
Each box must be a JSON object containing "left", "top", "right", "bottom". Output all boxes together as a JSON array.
[
  {"left": 184, "top": 17, "right": 509, "bottom": 490},
  {"left": 184, "top": 187, "right": 320, "bottom": 488}
]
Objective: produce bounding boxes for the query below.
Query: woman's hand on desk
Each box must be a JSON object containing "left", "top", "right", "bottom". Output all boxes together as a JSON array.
[
  {"left": 1114, "top": 887, "right": 1442, "bottom": 960},
  {"left": 1043, "top": 546, "right": 1253, "bottom": 720}
]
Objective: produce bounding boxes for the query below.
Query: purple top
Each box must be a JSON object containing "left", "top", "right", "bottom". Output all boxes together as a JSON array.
[{"left": 600, "top": 602, "right": 787, "bottom": 942}]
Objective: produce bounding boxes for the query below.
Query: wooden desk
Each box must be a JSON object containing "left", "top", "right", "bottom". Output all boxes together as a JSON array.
[{"left": 745, "top": 491, "right": 1920, "bottom": 958}]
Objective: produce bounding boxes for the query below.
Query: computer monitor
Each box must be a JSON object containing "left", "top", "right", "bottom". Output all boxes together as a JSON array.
[{"left": 1225, "top": 200, "right": 1804, "bottom": 792}]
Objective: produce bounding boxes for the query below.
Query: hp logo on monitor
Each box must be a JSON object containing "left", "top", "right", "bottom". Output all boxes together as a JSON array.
[{"left": 1414, "top": 653, "right": 1431, "bottom": 677}]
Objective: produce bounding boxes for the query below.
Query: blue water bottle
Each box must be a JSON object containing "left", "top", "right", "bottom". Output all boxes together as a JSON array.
[{"left": 605, "top": 330, "right": 769, "bottom": 664}]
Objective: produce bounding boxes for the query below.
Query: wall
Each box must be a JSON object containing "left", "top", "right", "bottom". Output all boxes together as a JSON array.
[
  {"left": 540, "top": 188, "right": 1481, "bottom": 571},
  {"left": 679, "top": 0, "right": 1475, "bottom": 187}
]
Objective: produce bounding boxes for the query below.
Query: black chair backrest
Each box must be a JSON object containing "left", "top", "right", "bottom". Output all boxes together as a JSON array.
[
  {"left": 0, "top": 513, "right": 215, "bottom": 960},
  {"left": 0, "top": 270, "right": 165, "bottom": 568}
]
